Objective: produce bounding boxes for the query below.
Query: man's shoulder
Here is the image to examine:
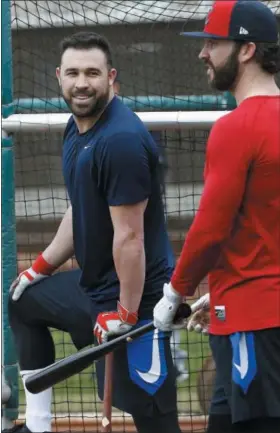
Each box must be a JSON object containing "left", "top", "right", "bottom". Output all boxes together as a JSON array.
[
  {"left": 98, "top": 98, "right": 156, "bottom": 154},
  {"left": 213, "top": 96, "right": 274, "bottom": 134},
  {"left": 214, "top": 107, "right": 244, "bottom": 131},
  {"left": 108, "top": 98, "right": 148, "bottom": 134},
  {"left": 209, "top": 105, "right": 255, "bottom": 146},
  {"left": 105, "top": 117, "right": 152, "bottom": 146}
]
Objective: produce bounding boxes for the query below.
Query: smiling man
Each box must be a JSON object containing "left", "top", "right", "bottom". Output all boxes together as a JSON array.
[
  {"left": 153, "top": 1, "right": 280, "bottom": 433},
  {"left": 7, "top": 32, "right": 180, "bottom": 433}
]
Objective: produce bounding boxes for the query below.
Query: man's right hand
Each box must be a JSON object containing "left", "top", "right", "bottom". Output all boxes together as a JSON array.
[
  {"left": 153, "top": 283, "right": 184, "bottom": 331},
  {"left": 187, "top": 293, "right": 210, "bottom": 334},
  {"left": 10, "top": 254, "right": 57, "bottom": 301}
]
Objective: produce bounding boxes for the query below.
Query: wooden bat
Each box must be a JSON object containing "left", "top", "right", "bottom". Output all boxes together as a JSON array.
[
  {"left": 25, "top": 303, "right": 191, "bottom": 394},
  {"left": 101, "top": 352, "right": 114, "bottom": 432}
]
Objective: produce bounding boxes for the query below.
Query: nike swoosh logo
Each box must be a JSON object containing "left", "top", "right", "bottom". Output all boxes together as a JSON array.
[
  {"left": 234, "top": 333, "right": 248, "bottom": 379},
  {"left": 135, "top": 328, "right": 161, "bottom": 384}
]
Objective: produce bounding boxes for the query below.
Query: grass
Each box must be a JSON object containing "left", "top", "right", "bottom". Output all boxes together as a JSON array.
[{"left": 18, "top": 328, "right": 212, "bottom": 418}]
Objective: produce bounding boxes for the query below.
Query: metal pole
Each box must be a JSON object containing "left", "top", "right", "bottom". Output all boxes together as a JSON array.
[{"left": 2, "top": 0, "right": 19, "bottom": 425}]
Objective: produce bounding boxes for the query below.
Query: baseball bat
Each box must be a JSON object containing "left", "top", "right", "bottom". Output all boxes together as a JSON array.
[
  {"left": 25, "top": 303, "right": 191, "bottom": 394},
  {"left": 101, "top": 352, "right": 114, "bottom": 432}
]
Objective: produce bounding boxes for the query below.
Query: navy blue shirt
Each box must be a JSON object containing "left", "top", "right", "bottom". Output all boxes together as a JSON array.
[{"left": 62, "top": 97, "right": 174, "bottom": 302}]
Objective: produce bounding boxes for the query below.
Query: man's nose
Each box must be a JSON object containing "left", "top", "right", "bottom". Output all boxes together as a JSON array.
[
  {"left": 75, "top": 74, "right": 89, "bottom": 89},
  {"left": 198, "top": 45, "right": 209, "bottom": 61}
]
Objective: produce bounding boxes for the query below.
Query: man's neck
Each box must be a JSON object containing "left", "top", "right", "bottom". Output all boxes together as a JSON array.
[{"left": 232, "top": 70, "right": 279, "bottom": 106}]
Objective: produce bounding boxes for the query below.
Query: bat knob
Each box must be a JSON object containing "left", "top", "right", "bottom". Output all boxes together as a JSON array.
[{"left": 174, "top": 303, "right": 192, "bottom": 324}]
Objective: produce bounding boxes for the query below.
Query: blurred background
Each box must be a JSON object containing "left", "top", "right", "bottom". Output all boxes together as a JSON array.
[{"left": 2, "top": 1, "right": 280, "bottom": 431}]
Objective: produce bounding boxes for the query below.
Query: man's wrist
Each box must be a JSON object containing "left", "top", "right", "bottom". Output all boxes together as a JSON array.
[
  {"left": 117, "top": 301, "right": 138, "bottom": 325},
  {"left": 170, "top": 274, "right": 190, "bottom": 297},
  {"left": 32, "top": 253, "right": 57, "bottom": 275},
  {"left": 164, "top": 282, "right": 183, "bottom": 305}
]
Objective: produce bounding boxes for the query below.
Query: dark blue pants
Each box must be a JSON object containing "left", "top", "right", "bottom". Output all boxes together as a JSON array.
[
  {"left": 208, "top": 329, "right": 280, "bottom": 431},
  {"left": 9, "top": 270, "right": 181, "bottom": 432}
]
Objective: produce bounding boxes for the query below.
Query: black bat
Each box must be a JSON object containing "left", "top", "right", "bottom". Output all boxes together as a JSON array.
[{"left": 25, "top": 303, "right": 191, "bottom": 394}]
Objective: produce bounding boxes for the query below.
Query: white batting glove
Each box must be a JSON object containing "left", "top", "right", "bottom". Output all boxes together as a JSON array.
[
  {"left": 187, "top": 293, "right": 210, "bottom": 335},
  {"left": 10, "top": 254, "right": 56, "bottom": 301},
  {"left": 153, "top": 283, "right": 184, "bottom": 331}
]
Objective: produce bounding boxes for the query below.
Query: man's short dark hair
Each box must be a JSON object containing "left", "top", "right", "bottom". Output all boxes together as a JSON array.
[
  {"left": 60, "top": 32, "right": 113, "bottom": 68},
  {"left": 253, "top": 42, "right": 280, "bottom": 75}
]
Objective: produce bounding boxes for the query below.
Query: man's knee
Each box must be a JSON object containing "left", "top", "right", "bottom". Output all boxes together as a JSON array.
[
  {"left": 8, "top": 286, "right": 35, "bottom": 318},
  {"left": 8, "top": 291, "right": 21, "bottom": 326},
  {"left": 8, "top": 290, "right": 16, "bottom": 310},
  {"left": 8, "top": 289, "right": 36, "bottom": 333}
]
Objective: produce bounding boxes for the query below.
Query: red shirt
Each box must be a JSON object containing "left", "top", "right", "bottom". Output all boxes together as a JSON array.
[{"left": 171, "top": 96, "right": 280, "bottom": 335}]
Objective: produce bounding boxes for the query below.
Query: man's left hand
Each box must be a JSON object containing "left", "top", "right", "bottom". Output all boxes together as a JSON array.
[{"left": 94, "top": 301, "right": 138, "bottom": 344}]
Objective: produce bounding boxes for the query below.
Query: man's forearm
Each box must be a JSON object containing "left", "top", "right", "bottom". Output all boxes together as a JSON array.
[
  {"left": 43, "top": 206, "right": 74, "bottom": 268},
  {"left": 113, "top": 234, "right": 145, "bottom": 312}
]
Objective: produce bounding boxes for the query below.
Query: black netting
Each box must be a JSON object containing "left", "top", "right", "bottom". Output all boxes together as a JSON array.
[{"left": 9, "top": 1, "right": 280, "bottom": 431}]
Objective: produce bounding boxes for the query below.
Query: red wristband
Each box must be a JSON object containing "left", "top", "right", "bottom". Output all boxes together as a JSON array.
[
  {"left": 32, "top": 254, "right": 57, "bottom": 275},
  {"left": 117, "top": 301, "right": 138, "bottom": 326}
]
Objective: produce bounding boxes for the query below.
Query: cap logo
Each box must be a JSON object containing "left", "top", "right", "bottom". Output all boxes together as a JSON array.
[{"left": 239, "top": 27, "right": 249, "bottom": 35}]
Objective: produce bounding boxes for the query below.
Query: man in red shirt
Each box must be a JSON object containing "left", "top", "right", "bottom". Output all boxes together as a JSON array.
[{"left": 154, "top": 1, "right": 280, "bottom": 432}]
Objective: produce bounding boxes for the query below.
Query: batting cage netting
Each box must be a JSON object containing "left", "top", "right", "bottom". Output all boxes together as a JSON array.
[{"left": 2, "top": 1, "right": 280, "bottom": 432}]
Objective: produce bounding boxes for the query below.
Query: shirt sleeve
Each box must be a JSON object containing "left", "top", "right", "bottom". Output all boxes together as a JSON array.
[
  {"left": 171, "top": 115, "right": 253, "bottom": 296},
  {"left": 94, "top": 132, "right": 152, "bottom": 206}
]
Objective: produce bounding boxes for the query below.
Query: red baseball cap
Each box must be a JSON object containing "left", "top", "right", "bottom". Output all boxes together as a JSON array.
[{"left": 181, "top": 0, "right": 279, "bottom": 43}]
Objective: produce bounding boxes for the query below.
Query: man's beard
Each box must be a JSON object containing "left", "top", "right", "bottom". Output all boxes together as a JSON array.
[
  {"left": 62, "top": 88, "right": 110, "bottom": 118},
  {"left": 207, "top": 44, "right": 241, "bottom": 92}
]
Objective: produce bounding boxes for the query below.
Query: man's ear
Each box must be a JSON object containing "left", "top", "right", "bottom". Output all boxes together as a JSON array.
[
  {"left": 56, "top": 67, "right": 61, "bottom": 86},
  {"left": 239, "top": 42, "right": 256, "bottom": 64},
  {"left": 109, "top": 68, "right": 118, "bottom": 87}
]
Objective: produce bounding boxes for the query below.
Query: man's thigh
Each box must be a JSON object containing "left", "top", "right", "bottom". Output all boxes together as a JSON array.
[
  {"left": 209, "top": 328, "right": 280, "bottom": 424},
  {"left": 10, "top": 270, "right": 95, "bottom": 349},
  {"left": 95, "top": 322, "right": 177, "bottom": 417}
]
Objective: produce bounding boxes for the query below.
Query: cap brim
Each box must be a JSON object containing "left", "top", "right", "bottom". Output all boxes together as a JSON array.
[{"left": 180, "top": 31, "right": 227, "bottom": 40}]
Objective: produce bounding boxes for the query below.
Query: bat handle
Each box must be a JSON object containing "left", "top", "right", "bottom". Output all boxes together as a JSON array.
[
  {"left": 101, "top": 352, "right": 114, "bottom": 432},
  {"left": 174, "top": 302, "right": 192, "bottom": 323}
]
